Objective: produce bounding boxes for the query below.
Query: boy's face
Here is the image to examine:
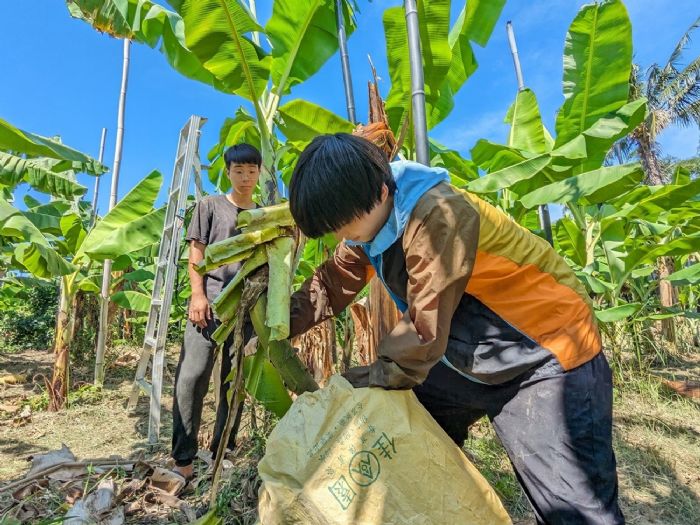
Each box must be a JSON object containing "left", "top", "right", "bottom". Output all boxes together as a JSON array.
[
  {"left": 228, "top": 163, "right": 260, "bottom": 195},
  {"left": 334, "top": 183, "right": 392, "bottom": 244}
]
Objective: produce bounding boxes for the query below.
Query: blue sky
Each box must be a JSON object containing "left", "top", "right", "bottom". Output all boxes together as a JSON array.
[{"left": 1, "top": 0, "right": 698, "bottom": 214}]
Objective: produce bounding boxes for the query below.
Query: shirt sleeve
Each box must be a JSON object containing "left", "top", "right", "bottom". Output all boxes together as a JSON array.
[
  {"left": 368, "top": 187, "right": 480, "bottom": 389},
  {"left": 185, "top": 198, "right": 212, "bottom": 245},
  {"left": 290, "top": 241, "right": 372, "bottom": 338}
]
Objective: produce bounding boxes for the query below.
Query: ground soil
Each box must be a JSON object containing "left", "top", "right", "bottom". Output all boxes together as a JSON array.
[{"left": 0, "top": 347, "right": 698, "bottom": 524}]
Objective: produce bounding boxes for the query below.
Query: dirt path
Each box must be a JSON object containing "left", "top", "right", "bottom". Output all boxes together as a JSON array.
[{"left": 1, "top": 349, "right": 699, "bottom": 524}]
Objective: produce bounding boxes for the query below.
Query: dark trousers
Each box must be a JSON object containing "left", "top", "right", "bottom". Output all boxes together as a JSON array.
[
  {"left": 414, "top": 352, "right": 625, "bottom": 525},
  {"left": 171, "top": 318, "right": 249, "bottom": 467}
]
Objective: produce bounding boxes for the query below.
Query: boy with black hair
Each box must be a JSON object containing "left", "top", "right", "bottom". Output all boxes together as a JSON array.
[
  {"left": 288, "top": 132, "right": 624, "bottom": 524},
  {"left": 171, "top": 143, "right": 260, "bottom": 481}
]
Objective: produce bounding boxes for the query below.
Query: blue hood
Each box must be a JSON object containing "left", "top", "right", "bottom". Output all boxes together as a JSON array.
[{"left": 347, "top": 160, "right": 449, "bottom": 310}]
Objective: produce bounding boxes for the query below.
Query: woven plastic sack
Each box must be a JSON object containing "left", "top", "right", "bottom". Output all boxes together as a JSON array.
[{"left": 258, "top": 375, "right": 511, "bottom": 525}]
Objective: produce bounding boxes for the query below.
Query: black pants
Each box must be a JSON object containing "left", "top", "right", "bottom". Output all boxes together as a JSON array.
[
  {"left": 171, "top": 318, "right": 250, "bottom": 467},
  {"left": 414, "top": 353, "right": 625, "bottom": 525}
]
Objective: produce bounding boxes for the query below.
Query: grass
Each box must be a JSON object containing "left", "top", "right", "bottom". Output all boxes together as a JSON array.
[{"left": 462, "top": 364, "right": 700, "bottom": 525}]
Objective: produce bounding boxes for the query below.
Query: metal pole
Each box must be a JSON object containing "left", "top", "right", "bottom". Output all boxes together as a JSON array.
[
  {"left": 335, "top": 0, "right": 357, "bottom": 124},
  {"left": 506, "top": 21, "right": 553, "bottom": 245},
  {"left": 95, "top": 39, "right": 131, "bottom": 386},
  {"left": 404, "top": 0, "right": 429, "bottom": 165},
  {"left": 89, "top": 128, "right": 108, "bottom": 229},
  {"left": 506, "top": 22, "right": 525, "bottom": 91}
]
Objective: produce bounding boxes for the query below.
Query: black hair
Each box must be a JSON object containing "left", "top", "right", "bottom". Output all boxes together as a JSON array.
[
  {"left": 289, "top": 133, "right": 396, "bottom": 238},
  {"left": 224, "top": 143, "right": 262, "bottom": 168}
]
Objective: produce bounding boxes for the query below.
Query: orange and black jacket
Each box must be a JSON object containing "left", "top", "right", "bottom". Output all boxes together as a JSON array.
[{"left": 290, "top": 161, "right": 602, "bottom": 389}]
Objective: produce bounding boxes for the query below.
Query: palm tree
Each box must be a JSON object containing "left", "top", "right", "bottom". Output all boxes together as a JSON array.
[{"left": 613, "top": 16, "right": 700, "bottom": 183}]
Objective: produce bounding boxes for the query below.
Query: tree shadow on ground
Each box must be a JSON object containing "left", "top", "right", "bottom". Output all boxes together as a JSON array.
[{"left": 615, "top": 436, "right": 700, "bottom": 525}]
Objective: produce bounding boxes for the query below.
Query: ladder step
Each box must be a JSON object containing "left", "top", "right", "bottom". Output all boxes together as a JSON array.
[
  {"left": 151, "top": 299, "right": 163, "bottom": 307},
  {"left": 144, "top": 336, "right": 157, "bottom": 348},
  {"left": 169, "top": 188, "right": 181, "bottom": 200},
  {"left": 137, "top": 378, "right": 153, "bottom": 397}
]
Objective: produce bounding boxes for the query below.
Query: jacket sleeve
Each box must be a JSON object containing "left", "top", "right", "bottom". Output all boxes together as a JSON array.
[
  {"left": 368, "top": 187, "right": 480, "bottom": 389},
  {"left": 290, "top": 241, "right": 372, "bottom": 338}
]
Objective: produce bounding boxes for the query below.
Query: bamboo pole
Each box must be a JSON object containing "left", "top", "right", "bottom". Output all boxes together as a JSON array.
[
  {"left": 95, "top": 39, "right": 131, "bottom": 387},
  {"left": 404, "top": 0, "right": 429, "bottom": 165},
  {"left": 336, "top": 0, "right": 357, "bottom": 123},
  {"left": 506, "top": 21, "right": 553, "bottom": 245},
  {"left": 89, "top": 128, "right": 108, "bottom": 230}
]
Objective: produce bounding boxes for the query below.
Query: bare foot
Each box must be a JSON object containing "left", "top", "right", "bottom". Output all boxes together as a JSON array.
[{"left": 173, "top": 463, "right": 194, "bottom": 480}]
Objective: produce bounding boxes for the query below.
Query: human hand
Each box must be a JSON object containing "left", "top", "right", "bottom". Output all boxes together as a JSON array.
[{"left": 189, "top": 294, "right": 210, "bottom": 329}]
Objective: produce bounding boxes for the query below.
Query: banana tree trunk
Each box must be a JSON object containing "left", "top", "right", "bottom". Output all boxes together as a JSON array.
[
  {"left": 49, "top": 276, "right": 76, "bottom": 411},
  {"left": 658, "top": 256, "right": 678, "bottom": 343},
  {"left": 369, "top": 279, "right": 401, "bottom": 355},
  {"left": 638, "top": 134, "right": 677, "bottom": 342}
]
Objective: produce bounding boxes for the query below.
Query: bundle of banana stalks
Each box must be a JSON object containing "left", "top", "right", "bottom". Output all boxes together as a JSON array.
[{"left": 196, "top": 203, "right": 317, "bottom": 396}]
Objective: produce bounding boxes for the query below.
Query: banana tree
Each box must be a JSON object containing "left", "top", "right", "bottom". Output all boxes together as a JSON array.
[{"left": 466, "top": 0, "right": 700, "bottom": 337}]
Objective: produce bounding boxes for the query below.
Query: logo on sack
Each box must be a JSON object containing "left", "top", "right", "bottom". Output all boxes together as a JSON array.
[
  {"left": 328, "top": 475, "right": 356, "bottom": 510},
  {"left": 348, "top": 450, "right": 381, "bottom": 486}
]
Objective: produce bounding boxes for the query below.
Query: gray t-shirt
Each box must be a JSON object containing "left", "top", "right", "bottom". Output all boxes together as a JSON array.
[{"left": 186, "top": 195, "right": 254, "bottom": 303}]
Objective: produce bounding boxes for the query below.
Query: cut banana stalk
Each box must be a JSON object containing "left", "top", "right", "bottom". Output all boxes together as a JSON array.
[
  {"left": 205, "top": 227, "right": 285, "bottom": 268},
  {"left": 265, "top": 236, "right": 294, "bottom": 341},
  {"left": 212, "top": 246, "right": 268, "bottom": 318},
  {"left": 238, "top": 202, "right": 294, "bottom": 231},
  {"left": 195, "top": 247, "right": 254, "bottom": 275}
]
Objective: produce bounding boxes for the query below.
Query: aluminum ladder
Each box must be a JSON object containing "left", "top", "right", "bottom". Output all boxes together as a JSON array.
[{"left": 128, "top": 115, "right": 206, "bottom": 444}]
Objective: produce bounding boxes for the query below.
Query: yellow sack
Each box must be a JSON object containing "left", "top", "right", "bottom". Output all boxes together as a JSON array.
[{"left": 258, "top": 375, "right": 511, "bottom": 525}]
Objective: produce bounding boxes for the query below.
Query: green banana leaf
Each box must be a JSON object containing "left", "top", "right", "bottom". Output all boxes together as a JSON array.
[
  {"left": 0, "top": 152, "right": 88, "bottom": 198},
  {"left": 84, "top": 207, "right": 166, "bottom": 261},
  {"left": 0, "top": 117, "right": 105, "bottom": 174},
  {"left": 429, "top": 139, "right": 478, "bottom": 185},
  {"left": 167, "top": 0, "right": 269, "bottom": 101},
  {"left": 555, "top": 218, "right": 587, "bottom": 267},
  {"left": 551, "top": 98, "right": 647, "bottom": 171},
  {"left": 60, "top": 213, "right": 87, "bottom": 254},
  {"left": 605, "top": 178, "right": 700, "bottom": 223},
  {"left": 244, "top": 346, "right": 293, "bottom": 418},
  {"left": 383, "top": 1, "right": 451, "bottom": 131},
  {"left": 467, "top": 153, "right": 552, "bottom": 194},
  {"left": 77, "top": 170, "right": 163, "bottom": 262},
  {"left": 555, "top": 0, "right": 632, "bottom": 147},
  {"left": 13, "top": 242, "right": 76, "bottom": 278},
  {"left": 112, "top": 290, "right": 152, "bottom": 312},
  {"left": 506, "top": 88, "right": 549, "bottom": 154},
  {"left": 625, "top": 232, "right": 700, "bottom": 273},
  {"left": 520, "top": 163, "right": 644, "bottom": 208},
  {"left": 277, "top": 100, "right": 353, "bottom": 143},
  {"left": 470, "top": 140, "right": 530, "bottom": 172},
  {"left": 22, "top": 211, "right": 63, "bottom": 236},
  {"left": 266, "top": 0, "right": 356, "bottom": 95},
  {"left": 663, "top": 263, "right": 700, "bottom": 286},
  {"left": 383, "top": 0, "right": 504, "bottom": 130},
  {"left": 460, "top": 0, "right": 507, "bottom": 47},
  {"left": 67, "top": 0, "right": 222, "bottom": 91},
  {"left": 595, "top": 302, "right": 642, "bottom": 323}
]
